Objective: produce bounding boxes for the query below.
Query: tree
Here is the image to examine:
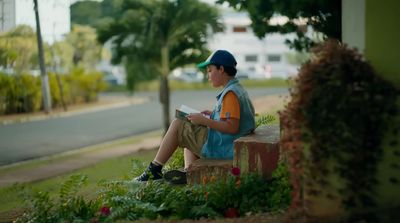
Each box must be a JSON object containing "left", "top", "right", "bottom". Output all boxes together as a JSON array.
[
  {"left": 66, "top": 25, "right": 103, "bottom": 70},
  {"left": 0, "top": 25, "right": 38, "bottom": 73},
  {"left": 70, "top": 0, "right": 102, "bottom": 27},
  {"left": 70, "top": 0, "right": 124, "bottom": 28},
  {"left": 96, "top": 0, "right": 223, "bottom": 133},
  {"left": 217, "top": 0, "right": 341, "bottom": 52}
]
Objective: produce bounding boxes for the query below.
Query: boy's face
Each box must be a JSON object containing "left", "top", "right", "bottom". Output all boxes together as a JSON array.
[{"left": 207, "top": 64, "right": 224, "bottom": 87}]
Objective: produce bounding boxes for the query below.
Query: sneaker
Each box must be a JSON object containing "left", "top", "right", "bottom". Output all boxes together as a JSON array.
[
  {"left": 164, "top": 169, "right": 187, "bottom": 184},
  {"left": 134, "top": 162, "right": 163, "bottom": 182}
]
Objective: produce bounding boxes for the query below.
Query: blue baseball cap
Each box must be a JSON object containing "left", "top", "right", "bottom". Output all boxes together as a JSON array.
[{"left": 197, "top": 50, "right": 237, "bottom": 69}]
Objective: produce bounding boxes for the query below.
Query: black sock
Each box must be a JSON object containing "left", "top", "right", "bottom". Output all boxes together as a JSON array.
[{"left": 149, "top": 162, "right": 163, "bottom": 173}]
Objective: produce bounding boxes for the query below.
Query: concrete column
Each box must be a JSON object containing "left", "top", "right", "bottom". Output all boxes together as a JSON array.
[{"left": 342, "top": 0, "right": 365, "bottom": 53}]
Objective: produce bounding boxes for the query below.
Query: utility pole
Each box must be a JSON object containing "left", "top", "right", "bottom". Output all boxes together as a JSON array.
[{"left": 33, "top": 0, "right": 52, "bottom": 113}]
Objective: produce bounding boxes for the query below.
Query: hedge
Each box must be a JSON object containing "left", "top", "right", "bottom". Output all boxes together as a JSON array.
[{"left": 0, "top": 68, "right": 107, "bottom": 115}]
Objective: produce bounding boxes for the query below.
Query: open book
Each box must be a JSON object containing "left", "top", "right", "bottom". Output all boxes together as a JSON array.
[{"left": 175, "top": 105, "right": 200, "bottom": 122}]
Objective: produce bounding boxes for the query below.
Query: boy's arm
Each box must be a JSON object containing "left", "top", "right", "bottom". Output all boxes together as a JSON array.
[
  {"left": 188, "top": 91, "right": 240, "bottom": 134},
  {"left": 187, "top": 114, "right": 239, "bottom": 134},
  {"left": 206, "top": 117, "right": 239, "bottom": 134}
]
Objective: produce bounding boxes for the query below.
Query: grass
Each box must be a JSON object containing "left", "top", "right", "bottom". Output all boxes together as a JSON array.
[
  {"left": 106, "top": 78, "right": 291, "bottom": 92},
  {"left": 0, "top": 148, "right": 157, "bottom": 215},
  {"left": 0, "top": 130, "right": 161, "bottom": 177},
  {"left": 0, "top": 130, "right": 163, "bottom": 217}
]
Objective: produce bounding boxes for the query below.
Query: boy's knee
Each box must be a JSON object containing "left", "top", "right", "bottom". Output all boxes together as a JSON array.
[{"left": 171, "top": 118, "right": 182, "bottom": 127}]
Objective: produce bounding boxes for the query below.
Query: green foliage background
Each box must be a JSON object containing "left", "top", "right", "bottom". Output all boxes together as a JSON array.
[
  {"left": 0, "top": 69, "right": 107, "bottom": 114},
  {"left": 217, "top": 0, "right": 341, "bottom": 52}
]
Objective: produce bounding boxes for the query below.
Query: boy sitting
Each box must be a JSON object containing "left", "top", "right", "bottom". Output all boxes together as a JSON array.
[{"left": 135, "top": 50, "right": 255, "bottom": 184}]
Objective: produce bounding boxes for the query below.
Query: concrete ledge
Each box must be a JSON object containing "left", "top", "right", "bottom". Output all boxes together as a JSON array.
[
  {"left": 234, "top": 125, "right": 280, "bottom": 178},
  {"left": 187, "top": 125, "right": 280, "bottom": 185},
  {"left": 187, "top": 159, "right": 232, "bottom": 185}
]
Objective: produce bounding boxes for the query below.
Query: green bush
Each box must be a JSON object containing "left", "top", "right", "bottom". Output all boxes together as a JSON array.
[
  {"left": 19, "top": 74, "right": 41, "bottom": 112},
  {"left": 65, "top": 68, "right": 107, "bottom": 103},
  {"left": 48, "top": 72, "right": 71, "bottom": 108},
  {"left": 0, "top": 73, "right": 41, "bottom": 114},
  {"left": 0, "top": 72, "right": 10, "bottom": 114},
  {"left": 0, "top": 68, "right": 108, "bottom": 114},
  {"left": 280, "top": 40, "right": 399, "bottom": 215},
  {"left": 15, "top": 162, "right": 291, "bottom": 222}
]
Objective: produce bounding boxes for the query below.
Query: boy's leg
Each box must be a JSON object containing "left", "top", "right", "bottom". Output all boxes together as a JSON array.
[
  {"left": 153, "top": 118, "right": 182, "bottom": 165},
  {"left": 135, "top": 118, "right": 182, "bottom": 182},
  {"left": 184, "top": 148, "right": 199, "bottom": 169},
  {"left": 164, "top": 124, "right": 207, "bottom": 184}
]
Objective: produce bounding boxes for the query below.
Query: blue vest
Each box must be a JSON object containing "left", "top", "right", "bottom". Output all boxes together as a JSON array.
[{"left": 201, "top": 78, "right": 256, "bottom": 159}]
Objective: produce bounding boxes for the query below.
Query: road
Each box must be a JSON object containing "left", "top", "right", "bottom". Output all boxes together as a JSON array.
[{"left": 0, "top": 88, "right": 288, "bottom": 166}]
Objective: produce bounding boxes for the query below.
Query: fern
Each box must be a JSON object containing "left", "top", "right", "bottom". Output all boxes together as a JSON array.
[
  {"left": 15, "top": 190, "right": 56, "bottom": 223},
  {"left": 164, "top": 148, "right": 184, "bottom": 171},
  {"left": 59, "top": 174, "right": 88, "bottom": 203},
  {"left": 130, "top": 159, "right": 147, "bottom": 178},
  {"left": 256, "top": 114, "right": 276, "bottom": 127}
]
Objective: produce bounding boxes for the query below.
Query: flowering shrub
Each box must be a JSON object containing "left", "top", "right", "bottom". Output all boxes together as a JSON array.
[
  {"left": 280, "top": 40, "right": 399, "bottom": 218},
  {"left": 15, "top": 162, "right": 291, "bottom": 222}
]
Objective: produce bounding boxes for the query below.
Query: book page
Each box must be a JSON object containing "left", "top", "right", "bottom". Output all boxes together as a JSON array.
[{"left": 178, "top": 105, "right": 200, "bottom": 114}]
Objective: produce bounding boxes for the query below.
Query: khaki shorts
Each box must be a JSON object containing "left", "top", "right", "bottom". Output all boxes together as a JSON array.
[{"left": 177, "top": 120, "right": 208, "bottom": 158}]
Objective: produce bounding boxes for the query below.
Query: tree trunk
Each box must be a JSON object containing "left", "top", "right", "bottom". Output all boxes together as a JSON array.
[{"left": 160, "top": 45, "right": 170, "bottom": 134}]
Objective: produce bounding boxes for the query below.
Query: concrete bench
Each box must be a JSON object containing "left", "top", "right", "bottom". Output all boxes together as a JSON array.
[{"left": 187, "top": 125, "right": 280, "bottom": 185}]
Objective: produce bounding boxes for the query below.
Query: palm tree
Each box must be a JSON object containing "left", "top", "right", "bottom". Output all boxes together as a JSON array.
[{"left": 97, "top": 0, "right": 223, "bottom": 133}]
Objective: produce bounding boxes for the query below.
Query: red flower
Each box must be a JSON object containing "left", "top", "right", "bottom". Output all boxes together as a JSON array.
[
  {"left": 231, "top": 167, "right": 241, "bottom": 176},
  {"left": 100, "top": 206, "right": 111, "bottom": 216},
  {"left": 224, "top": 207, "right": 239, "bottom": 218}
]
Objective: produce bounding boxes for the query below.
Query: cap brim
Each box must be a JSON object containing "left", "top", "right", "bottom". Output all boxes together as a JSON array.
[{"left": 197, "top": 61, "right": 211, "bottom": 69}]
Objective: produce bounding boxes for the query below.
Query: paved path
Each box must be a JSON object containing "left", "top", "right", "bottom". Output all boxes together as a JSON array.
[{"left": 0, "top": 93, "right": 287, "bottom": 187}]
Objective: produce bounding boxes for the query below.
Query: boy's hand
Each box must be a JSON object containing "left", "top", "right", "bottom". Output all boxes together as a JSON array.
[
  {"left": 201, "top": 110, "right": 212, "bottom": 116},
  {"left": 201, "top": 110, "right": 212, "bottom": 119},
  {"left": 187, "top": 113, "right": 208, "bottom": 125}
]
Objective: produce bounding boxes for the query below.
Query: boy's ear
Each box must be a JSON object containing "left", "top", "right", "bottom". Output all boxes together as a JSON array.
[{"left": 219, "top": 65, "right": 225, "bottom": 74}]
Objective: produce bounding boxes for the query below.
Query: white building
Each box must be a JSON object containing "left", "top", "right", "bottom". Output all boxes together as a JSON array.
[
  {"left": 208, "top": 9, "right": 299, "bottom": 79},
  {"left": 0, "top": 0, "right": 70, "bottom": 44}
]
